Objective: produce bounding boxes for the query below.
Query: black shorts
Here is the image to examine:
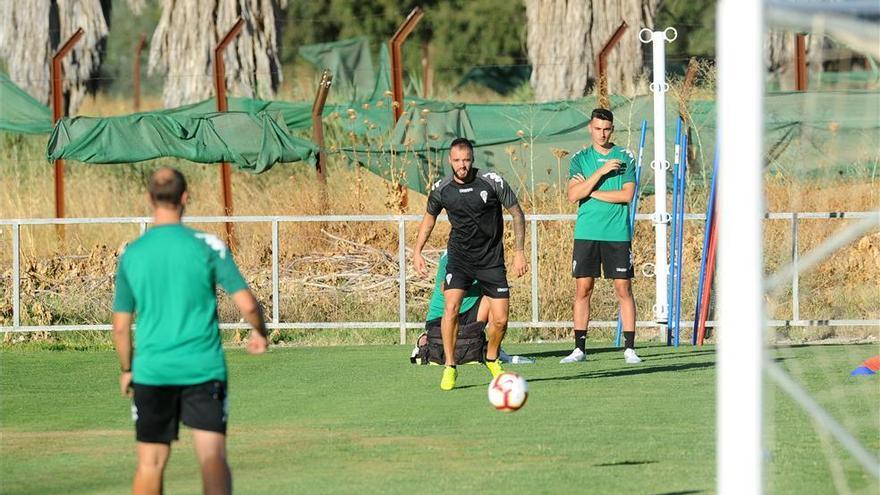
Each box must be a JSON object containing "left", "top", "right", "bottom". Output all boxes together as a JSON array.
[
  {"left": 425, "top": 298, "right": 482, "bottom": 329},
  {"left": 444, "top": 259, "right": 509, "bottom": 299},
  {"left": 132, "top": 380, "right": 228, "bottom": 444},
  {"left": 572, "top": 240, "right": 634, "bottom": 279}
]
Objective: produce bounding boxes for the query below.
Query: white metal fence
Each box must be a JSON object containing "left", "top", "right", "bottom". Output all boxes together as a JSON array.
[{"left": 1, "top": 212, "right": 877, "bottom": 343}]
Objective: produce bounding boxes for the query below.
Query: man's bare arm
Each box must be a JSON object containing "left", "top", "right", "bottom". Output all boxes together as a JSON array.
[
  {"left": 412, "top": 213, "right": 437, "bottom": 277},
  {"left": 112, "top": 312, "right": 134, "bottom": 396},
  {"left": 567, "top": 160, "right": 622, "bottom": 203},
  {"left": 509, "top": 203, "right": 526, "bottom": 252},
  {"left": 232, "top": 289, "right": 269, "bottom": 354},
  {"left": 589, "top": 182, "right": 635, "bottom": 204}
]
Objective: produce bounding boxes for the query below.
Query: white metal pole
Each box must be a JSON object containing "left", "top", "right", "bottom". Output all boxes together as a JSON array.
[
  {"left": 639, "top": 27, "right": 676, "bottom": 326},
  {"left": 717, "top": 0, "right": 764, "bottom": 493}
]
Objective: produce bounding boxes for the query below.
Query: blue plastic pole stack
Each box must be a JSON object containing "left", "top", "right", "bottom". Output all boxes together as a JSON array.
[
  {"left": 666, "top": 117, "right": 683, "bottom": 346},
  {"left": 692, "top": 147, "right": 719, "bottom": 344},
  {"left": 673, "top": 133, "right": 688, "bottom": 347},
  {"left": 615, "top": 119, "right": 648, "bottom": 348}
]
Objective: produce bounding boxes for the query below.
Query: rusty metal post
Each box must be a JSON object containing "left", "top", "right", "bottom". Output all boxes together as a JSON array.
[
  {"left": 795, "top": 33, "right": 808, "bottom": 91},
  {"left": 597, "top": 21, "right": 628, "bottom": 109},
  {"left": 421, "top": 41, "right": 431, "bottom": 99},
  {"left": 311, "top": 69, "right": 333, "bottom": 183},
  {"left": 214, "top": 17, "right": 244, "bottom": 246},
  {"left": 389, "top": 7, "right": 424, "bottom": 123},
  {"left": 133, "top": 33, "right": 147, "bottom": 111},
  {"left": 51, "top": 28, "right": 85, "bottom": 231}
]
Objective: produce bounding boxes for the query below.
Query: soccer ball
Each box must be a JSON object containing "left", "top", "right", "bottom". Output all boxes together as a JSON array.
[{"left": 487, "top": 372, "right": 528, "bottom": 412}]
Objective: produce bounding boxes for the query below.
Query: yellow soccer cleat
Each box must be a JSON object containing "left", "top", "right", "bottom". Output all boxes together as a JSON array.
[
  {"left": 485, "top": 359, "right": 504, "bottom": 379},
  {"left": 440, "top": 366, "right": 457, "bottom": 391}
]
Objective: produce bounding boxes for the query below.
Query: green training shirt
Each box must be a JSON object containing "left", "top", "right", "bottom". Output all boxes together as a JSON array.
[
  {"left": 426, "top": 252, "right": 481, "bottom": 322},
  {"left": 569, "top": 144, "right": 636, "bottom": 241},
  {"left": 113, "top": 224, "right": 248, "bottom": 386}
]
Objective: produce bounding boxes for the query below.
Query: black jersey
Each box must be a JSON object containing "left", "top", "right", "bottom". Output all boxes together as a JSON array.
[{"left": 426, "top": 168, "right": 519, "bottom": 268}]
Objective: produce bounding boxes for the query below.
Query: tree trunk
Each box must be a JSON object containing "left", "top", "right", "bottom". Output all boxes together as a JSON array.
[
  {"left": 148, "top": 0, "right": 286, "bottom": 108},
  {"left": 0, "top": 0, "right": 110, "bottom": 115},
  {"left": 525, "top": 0, "right": 658, "bottom": 102}
]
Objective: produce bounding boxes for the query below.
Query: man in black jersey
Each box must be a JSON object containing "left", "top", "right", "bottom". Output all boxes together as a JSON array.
[{"left": 412, "top": 137, "right": 528, "bottom": 390}]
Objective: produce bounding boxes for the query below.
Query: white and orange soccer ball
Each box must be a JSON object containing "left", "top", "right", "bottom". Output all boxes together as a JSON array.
[{"left": 487, "top": 372, "right": 528, "bottom": 412}]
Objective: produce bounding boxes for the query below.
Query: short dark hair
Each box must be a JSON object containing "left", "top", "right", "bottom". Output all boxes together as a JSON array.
[
  {"left": 148, "top": 167, "right": 187, "bottom": 206},
  {"left": 591, "top": 108, "right": 614, "bottom": 123},
  {"left": 449, "top": 137, "right": 474, "bottom": 154}
]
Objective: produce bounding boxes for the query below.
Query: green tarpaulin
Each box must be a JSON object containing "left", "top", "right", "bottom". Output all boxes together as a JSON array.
[
  {"left": 0, "top": 72, "right": 52, "bottom": 134},
  {"left": 47, "top": 111, "right": 317, "bottom": 173},
  {"left": 299, "top": 37, "right": 378, "bottom": 101}
]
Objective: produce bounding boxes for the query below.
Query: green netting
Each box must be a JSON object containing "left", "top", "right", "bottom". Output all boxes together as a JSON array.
[
  {"left": 47, "top": 111, "right": 317, "bottom": 173},
  {"left": 454, "top": 65, "right": 532, "bottom": 95},
  {"left": 0, "top": 72, "right": 52, "bottom": 134},
  {"left": 298, "top": 37, "right": 378, "bottom": 101},
  {"left": 337, "top": 91, "right": 880, "bottom": 195}
]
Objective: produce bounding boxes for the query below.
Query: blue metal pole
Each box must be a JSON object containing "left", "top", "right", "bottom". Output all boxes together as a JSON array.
[
  {"left": 615, "top": 120, "right": 648, "bottom": 347},
  {"left": 674, "top": 133, "right": 688, "bottom": 347},
  {"left": 692, "top": 146, "right": 719, "bottom": 344},
  {"left": 667, "top": 117, "right": 682, "bottom": 345}
]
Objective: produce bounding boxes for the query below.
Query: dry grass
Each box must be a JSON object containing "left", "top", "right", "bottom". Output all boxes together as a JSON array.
[{"left": 1, "top": 89, "right": 878, "bottom": 346}]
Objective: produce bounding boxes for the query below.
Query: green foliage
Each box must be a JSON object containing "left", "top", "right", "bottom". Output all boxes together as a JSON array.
[
  {"left": 97, "top": 1, "right": 164, "bottom": 97},
  {"left": 655, "top": 0, "right": 716, "bottom": 73},
  {"left": 282, "top": 0, "right": 527, "bottom": 85}
]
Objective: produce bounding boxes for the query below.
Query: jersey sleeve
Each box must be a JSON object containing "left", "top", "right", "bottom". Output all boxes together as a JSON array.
[
  {"left": 426, "top": 186, "right": 443, "bottom": 216},
  {"left": 112, "top": 255, "right": 135, "bottom": 313},
  {"left": 214, "top": 249, "right": 249, "bottom": 294},
  {"left": 621, "top": 148, "right": 636, "bottom": 184},
  {"left": 568, "top": 152, "right": 582, "bottom": 179}
]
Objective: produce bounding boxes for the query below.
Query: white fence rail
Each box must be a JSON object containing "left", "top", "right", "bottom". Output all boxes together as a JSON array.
[{"left": 2, "top": 212, "right": 877, "bottom": 343}]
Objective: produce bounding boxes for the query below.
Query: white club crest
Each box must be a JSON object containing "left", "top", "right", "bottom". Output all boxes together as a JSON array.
[
  {"left": 445, "top": 273, "right": 452, "bottom": 285},
  {"left": 480, "top": 190, "right": 488, "bottom": 203}
]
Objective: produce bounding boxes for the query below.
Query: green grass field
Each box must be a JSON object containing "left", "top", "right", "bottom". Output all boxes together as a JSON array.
[{"left": 1, "top": 342, "right": 877, "bottom": 494}]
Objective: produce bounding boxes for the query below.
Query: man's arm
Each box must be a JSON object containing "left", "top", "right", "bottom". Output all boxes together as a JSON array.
[
  {"left": 590, "top": 182, "right": 635, "bottom": 204},
  {"left": 508, "top": 203, "right": 528, "bottom": 277},
  {"left": 412, "top": 213, "right": 437, "bottom": 277},
  {"left": 567, "top": 159, "right": 622, "bottom": 203},
  {"left": 232, "top": 289, "right": 269, "bottom": 354},
  {"left": 112, "top": 312, "right": 134, "bottom": 397}
]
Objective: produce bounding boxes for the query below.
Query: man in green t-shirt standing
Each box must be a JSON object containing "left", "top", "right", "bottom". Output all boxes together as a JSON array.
[
  {"left": 112, "top": 167, "right": 269, "bottom": 495},
  {"left": 561, "top": 108, "right": 642, "bottom": 365}
]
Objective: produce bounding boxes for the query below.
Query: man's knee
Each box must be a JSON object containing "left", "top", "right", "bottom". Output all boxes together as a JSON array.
[
  {"left": 613, "top": 280, "right": 633, "bottom": 299},
  {"left": 575, "top": 281, "right": 595, "bottom": 299},
  {"left": 488, "top": 316, "right": 508, "bottom": 331},
  {"left": 443, "top": 302, "right": 462, "bottom": 317}
]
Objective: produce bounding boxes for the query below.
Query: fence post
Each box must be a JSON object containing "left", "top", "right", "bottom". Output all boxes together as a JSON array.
[
  {"left": 311, "top": 69, "right": 333, "bottom": 185},
  {"left": 530, "top": 218, "right": 539, "bottom": 324},
  {"left": 51, "top": 28, "right": 85, "bottom": 235},
  {"left": 795, "top": 33, "right": 808, "bottom": 91},
  {"left": 272, "top": 220, "right": 280, "bottom": 326},
  {"left": 398, "top": 218, "right": 407, "bottom": 344},
  {"left": 12, "top": 223, "right": 20, "bottom": 329},
  {"left": 791, "top": 213, "right": 799, "bottom": 321},
  {"left": 214, "top": 17, "right": 245, "bottom": 248},
  {"left": 133, "top": 33, "right": 147, "bottom": 111},
  {"left": 597, "top": 21, "right": 628, "bottom": 109}
]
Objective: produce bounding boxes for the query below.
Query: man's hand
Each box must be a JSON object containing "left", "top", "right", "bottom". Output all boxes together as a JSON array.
[
  {"left": 119, "top": 371, "right": 133, "bottom": 397},
  {"left": 598, "top": 159, "right": 622, "bottom": 175},
  {"left": 511, "top": 250, "right": 529, "bottom": 278},
  {"left": 247, "top": 330, "right": 268, "bottom": 355},
  {"left": 413, "top": 251, "right": 427, "bottom": 278},
  {"left": 570, "top": 173, "right": 586, "bottom": 183}
]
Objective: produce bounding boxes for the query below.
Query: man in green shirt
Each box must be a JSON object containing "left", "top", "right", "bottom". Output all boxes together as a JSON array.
[
  {"left": 561, "top": 108, "right": 642, "bottom": 365},
  {"left": 112, "top": 167, "right": 269, "bottom": 495}
]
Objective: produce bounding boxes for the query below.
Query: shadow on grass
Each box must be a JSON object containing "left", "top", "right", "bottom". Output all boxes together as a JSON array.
[
  {"left": 524, "top": 346, "right": 717, "bottom": 360},
  {"left": 453, "top": 360, "right": 716, "bottom": 389},
  {"left": 594, "top": 460, "right": 658, "bottom": 467},
  {"left": 651, "top": 491, "right": 703, "bottom": 495}
]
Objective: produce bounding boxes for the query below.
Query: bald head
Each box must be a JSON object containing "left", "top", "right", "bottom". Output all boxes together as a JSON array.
[{"left": 148, "top": 167, "right": 187, "bottom": 207}]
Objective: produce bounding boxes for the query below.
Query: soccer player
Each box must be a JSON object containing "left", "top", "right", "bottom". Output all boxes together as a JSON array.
[
  {"left": 112, "top": 167, "right": 269, "bottom": 495},
  {"left": 560, "top": 108, "right": 642, "bottom": 364},
  {"left": 413, "top": 137, "right": 528, "bottom": 390}
]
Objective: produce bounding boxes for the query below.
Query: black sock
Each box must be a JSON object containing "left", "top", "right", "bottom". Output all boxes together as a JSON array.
[
  {"left": 446, "top": 364, "right": 456, "bottom": 369},
  {"left": 574, "top": 330, "right": 587, "bottom": 352},
  {"left": 624, "top": 331, "right": 635, "bottom": 350}
]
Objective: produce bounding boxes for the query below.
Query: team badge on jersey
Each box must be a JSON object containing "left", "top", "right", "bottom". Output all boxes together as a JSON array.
[{"left": 480, "top": 190, "right": 488, "bottom": 203}]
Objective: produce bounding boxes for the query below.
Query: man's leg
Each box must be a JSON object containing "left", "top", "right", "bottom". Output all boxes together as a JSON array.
[
  {"left": 561, "top": 276, "right": 595, "bottom": 363},
  {"left": 485, "top": 296, "right": 509, "bottom": 362},
  {"left": 191, "top": 428, "right": 232, "bottom": 495},
  {"left": 614, "top": 278, "right": 641, "bottom": 363},
  {"left": 441, "top": 289, "right": 466, "bottom": 366},
  {"left": 133, "top": 442, "right": 171, "bottom": 495}
]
